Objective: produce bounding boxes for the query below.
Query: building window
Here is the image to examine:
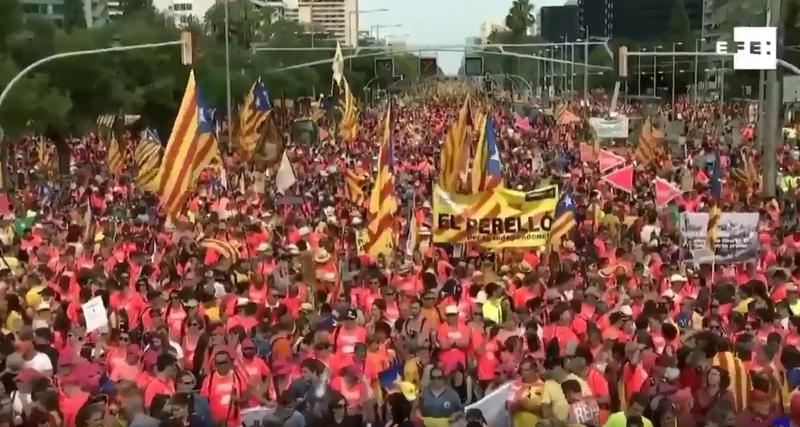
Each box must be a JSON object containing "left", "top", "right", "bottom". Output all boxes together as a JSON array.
[{"left": 174, "top": 3, "right": 192, "bottom": 11}]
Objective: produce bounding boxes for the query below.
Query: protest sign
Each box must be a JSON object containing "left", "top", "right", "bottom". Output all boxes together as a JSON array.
[
  {"left": 433, "top": 185, "right": 558, "bottom": 248},
  {"left": 680, "top": 212, "right": 759, "bottom": 264},
  {"left": 82, "top": 296, "right": 108, "bottom": 333},
  {"left": 589, "top": 116, "right": 629, "bottom": 139}
]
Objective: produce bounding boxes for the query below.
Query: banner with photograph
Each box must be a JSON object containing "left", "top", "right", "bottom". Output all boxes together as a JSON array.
[
  {"left": 433, "top": 185, "right": 558, "bottom": 248},
  {"left": 589, "top": 116, "right": 629, "bottom": 139},
  {"left": 679, "top": 212, "right": 759, "bottom": 264}
]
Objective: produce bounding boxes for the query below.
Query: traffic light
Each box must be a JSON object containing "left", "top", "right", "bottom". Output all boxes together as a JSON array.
[
  {"left": 420, "top": 57, "right": 437, "bottom": 76},
  {"left": 464, "top": 56, "right": 484, "bottom": 76},
  {"left": 374, "top": 58, "right": 395, "bottom": 79},
  {"left": 617, "top": 46, "right": 629, "bottom": 78}
]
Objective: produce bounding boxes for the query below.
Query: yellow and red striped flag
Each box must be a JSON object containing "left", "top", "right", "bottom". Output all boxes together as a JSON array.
[
  {"left": 199, "top": 238, "right": 241, "bottom": 262},
  {"left": 155, "top": 70, "right": 218, "bottom": 219},
  {"left": 337, "top": 77, "right": 359, "bottom": 141},
  {"left": 707, "top": 203, "right": 722, "bottom": 252},
  {"left": 344, "top": 168, "right": 367, "bottom": 206},
  {"left": 439, "top": 96, "right": 470, "bottom": 193},
  {"left": 106, "top": 137, "right": 125, "bottom": 175},
  {"left": 365, "top": 105, "right": 397, "bottom": 257},
  {"left": 135, "top": 129, "right": 162, "bottom": 192},
  {"left": 634, "top": 117, "right": 667, "bottom": 167},
  {"left": 238, "top": 78, "right": 271, "bottom": 162}
]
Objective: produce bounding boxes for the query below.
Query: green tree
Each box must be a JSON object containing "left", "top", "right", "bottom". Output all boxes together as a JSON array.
[
  {"left": 62, "top": 0, "right": 87, "bottom": 31},
  {"left": 505, "top": 0, "right": 535, "bottom": 36},
  {"left": 120, "top": 0, "right": 154, "bottom": 16},
  {"left": 668, "top": 0, "right": 692, "bottom": 43}
]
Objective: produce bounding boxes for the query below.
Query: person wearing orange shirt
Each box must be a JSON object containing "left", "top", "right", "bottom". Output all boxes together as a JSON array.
[
  {"left": 436, "top": 305, "right": 470, "bottom": 374},
  {"left": 392, "top": 262, "right": 422, "bottom": 300},
  {"left": 110, "top": 344, "right": 143, "bottom": 383},
  {"left": 59, "top": 374, "right": 89, "bottom": 427},
  {"left": 143, "top": 353, "right": 178, "bottom": 409},
  {"left": 201, "top": 350, "right": 248, "bottom": 425},
  {"left": 236, "top": 338, "right": 273, "bottom": 404},
  {"left": 333, "top": 309, "right": 367, "bottom": 355}
]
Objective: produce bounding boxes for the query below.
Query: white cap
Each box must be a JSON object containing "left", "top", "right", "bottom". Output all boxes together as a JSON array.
[
  {"left": 669, "top": 274, "right": 688, "bottom": 283},
  {"left": 444, "top": 305, "right": 459, "bottom": 315},
  {"left": 298, "top": 226, "right": 312, "bottom": 237},
  {"left": 619, "top": 305, "right": 633, "bottom": 317},
  {"left": 257, "top": 243, "right": 271, "bottom": 252},
  {"left": 661, "top": 289, "right": 676, "bottom": 300}
]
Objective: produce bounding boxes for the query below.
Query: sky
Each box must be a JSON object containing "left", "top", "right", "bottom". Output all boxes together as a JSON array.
[{"left": 359, "top": 0, "right": 565, "bottom": 74}]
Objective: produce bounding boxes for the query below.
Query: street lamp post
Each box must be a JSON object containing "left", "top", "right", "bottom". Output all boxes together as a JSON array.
[
  {"left": 224, "top": 0, "right": 232, "bottom": 147},
  {"left": 672, "top": 41, "right": 683, "bottom": 106},
  {"left": 693, "top": 37, "right": 705, "bottom": 104},
  {"left": 348, "top": 8, "right": 388, "bottom": 47},
  {"left": 0, "top": 39, "right": 186, "bottom": 190},
  {"left": 652, "top": 45, "right": 661, "bottom": 97},
  {"left": 582, "top": 26, "right": 589, "bottom": 98},
  {"left": 638, "top": 47, "right": 646, "bottom": 96},
  {"left": 372, "top": 24, "right": 402, "bottom": 43}
]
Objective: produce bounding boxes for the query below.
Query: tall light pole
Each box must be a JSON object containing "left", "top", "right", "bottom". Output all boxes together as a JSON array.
[
  {"left": 372, "top": 24, "right": 402, "bottom": 42},
  {"left": 224, "top": 0, "right": 232, "bottom": 146},
  {"left": 348, "top": 8, "right": 389, "bottom": 47},
  {"left": 763, "top": 0, "right": 783, "bottom": 197},
  {"left": 652, "top": 45, "right": 662, "bottom": 97},
  {"left": 582, "top": 26, "right": 589, "bottom": 98},
  {"left": 693, "top": 37, "right": 705, "bottom": 104},
  {"left": 672, "top": 41, "right": 682, "bottom": 106},
  {"left": 638, "top": 47, "right": 646, "bottom": 96}
]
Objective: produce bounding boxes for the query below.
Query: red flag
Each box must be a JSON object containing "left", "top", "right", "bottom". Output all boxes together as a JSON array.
[
  {"left": 598, "top": 149, "right": 625, "bottom": 173},
  {"left": 655, "top": 177, "right": 682, "bottom": 208},
  {"left": 602, "top": 165, "right": 634, "bottom": 194},
  {"left": 514, "top": 114, "right": 531, "bottom": 132}
]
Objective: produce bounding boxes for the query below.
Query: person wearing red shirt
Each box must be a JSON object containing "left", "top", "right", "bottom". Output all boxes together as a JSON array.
[
  {"left": 201, "top": 350, "right": 248, "bottom": 425},
  {"left": 143, "top": 353, "right": 178, "bottom": 409},
  {"left": 59, "top": 374, "right": 89, "bottom": 427},
  {"left": 436, "top": 305, "right": 470, "bottom": 374},
  {"left": 333, "top": 309, "right": 367, "bottom": 355},
  {"left": 236, "top": 338, "right": 273, "bottom": 403},
  {"left": 110, "top": 344, "right": 143, "bottom": 383}
]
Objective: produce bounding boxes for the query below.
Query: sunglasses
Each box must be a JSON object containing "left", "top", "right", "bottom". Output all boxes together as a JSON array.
[
  {"left": 332, "top": 402, "right": 346, "bottom": 409},
  {"left": 431, "top": 375, "right": 444, "bottom": 380},
  {"left": 215, "top": 359, "right": 230, "bottom": 365},
  {"left": 188, "top": 322, "right": 200, "bottom": 327}
]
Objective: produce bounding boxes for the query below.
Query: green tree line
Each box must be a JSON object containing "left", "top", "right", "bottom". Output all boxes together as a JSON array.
[{"left": 0, "top": 0, "right": 420, "bottom": 138}]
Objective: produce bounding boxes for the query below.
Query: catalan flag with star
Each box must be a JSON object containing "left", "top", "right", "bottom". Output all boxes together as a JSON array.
[
  {"left": 238, "top": 78, "right": 271, "bottom": 162},
  {"left": 155, "top": 70, "right": 218, "bottom": 219},
  {"left": 364, "top": 104, "right": 397, "bottom": 257},
  {"left": 548, "top": 188, "right": 577, "bottom": 248}
]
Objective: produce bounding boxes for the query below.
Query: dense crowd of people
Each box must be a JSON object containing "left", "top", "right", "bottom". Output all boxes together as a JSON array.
[{"left": 0, "top": 86, "right": 798, "bottom": 427}]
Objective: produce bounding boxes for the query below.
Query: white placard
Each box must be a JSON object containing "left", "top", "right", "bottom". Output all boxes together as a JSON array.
[{"left": 82, "top": 296, "right": 108, "bottom": 333}]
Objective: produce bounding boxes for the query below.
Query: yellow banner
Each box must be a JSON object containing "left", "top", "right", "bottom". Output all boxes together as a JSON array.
[{"left": 433, "top": 185, "right": 558, "bottom": 248}]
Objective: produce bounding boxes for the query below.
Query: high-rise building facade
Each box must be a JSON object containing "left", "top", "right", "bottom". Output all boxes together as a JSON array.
[
  {"left": 21, "top": 0, "right": 113, "bottom": 27},
  {"left": 538, "top": 5, "right": 579, "bottom": 42},
  {"left": 283, "top": 0, "right": 359, "bottom": 46},
  {"left": 577, "top": 0, "right": 704, "bottom": 41}
]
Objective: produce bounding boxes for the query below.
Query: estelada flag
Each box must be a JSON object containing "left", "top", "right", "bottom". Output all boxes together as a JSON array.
[
  {"left": 601, "top": 165, "right": 633, "bottom": 194},
  {"left": 655, "top": 177, "right": 682, "bottom": 208}
]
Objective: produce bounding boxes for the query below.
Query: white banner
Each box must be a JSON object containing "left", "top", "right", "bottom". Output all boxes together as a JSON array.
[
  {"left": 589, "top": 116, "right": 629, "bottom": 139},
  {"left": 465, "top": 382, "right": 511, "bottom": 427},
  {"left": 679, "top": 212, "right": 759, "bottom": 264}
]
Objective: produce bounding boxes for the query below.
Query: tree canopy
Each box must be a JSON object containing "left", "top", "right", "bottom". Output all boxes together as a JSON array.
[{"left": 0, "top": 0, "right": 420, "bottom": 138}]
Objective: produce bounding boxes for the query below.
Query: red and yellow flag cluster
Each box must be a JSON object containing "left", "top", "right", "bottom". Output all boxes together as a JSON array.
[
  {"left": 634, "top": 117, "right": 667, "bottom": 167},
  {"left": 134, "top": 130, "right": 162, "bottom": 192},
  {"left": 337, "top": 77, "right": 359, "bottom": 141},
  {"left": 439, "top": 97, "right": 471, "bottom": 193},
  {"left": 106, "top": 137, "right": 125, "bottom": 176},
  {"left": 155, "top": 71, "right": 218, "bottom": 219},
  {"left": 364, "top": 105, "right": 396, "bottom": 257},
  {"left": 344, "top": 168, "right": 367, "bottom": 207}
]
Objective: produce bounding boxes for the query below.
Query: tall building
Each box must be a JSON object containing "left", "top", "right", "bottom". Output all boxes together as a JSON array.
[
  {"left": 21, "top": 0, "right": 112, "bottom": 27},
  {"left": 577, "top": 0, "right": 611, "bottom": 38},
  {"left": 578, "top": 0, "right": 703, "bottom": 41},
  {"left": 538, "top": 4, "right": 579, "bottom": 42},
  {"left": 701, "top": 0, "right": 721, "bottom": 50},
  {"left": 282, "top": 0, "right": 359, "bottom": 46}
]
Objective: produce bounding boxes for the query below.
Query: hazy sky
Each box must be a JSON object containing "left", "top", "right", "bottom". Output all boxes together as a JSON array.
[{"left": 359, "top": 0, "right": 565, "bottom": 74}]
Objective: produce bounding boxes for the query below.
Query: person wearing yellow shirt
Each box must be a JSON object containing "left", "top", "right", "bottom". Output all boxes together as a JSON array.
[
  {"left": 506, "top": 358, "right": 546, "bottom": 427},
  {"left": 541, "top": 356, "right": 594, "bottom": 423},
  {"left": 603, "top": 392, "right": 654, "bottom": 427},
  {"left": 481, "top": 283, "right": 504, "bottom": 324}
]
